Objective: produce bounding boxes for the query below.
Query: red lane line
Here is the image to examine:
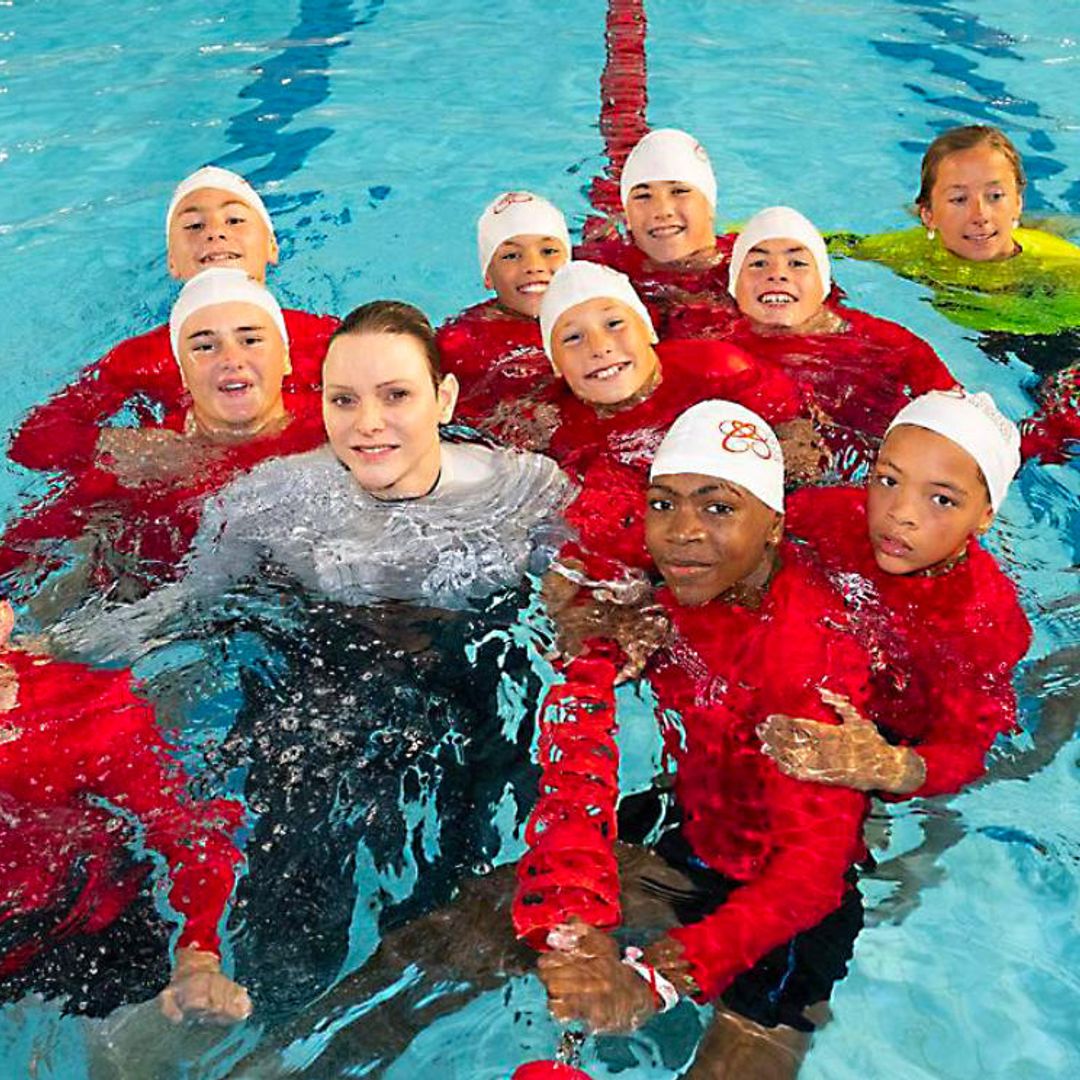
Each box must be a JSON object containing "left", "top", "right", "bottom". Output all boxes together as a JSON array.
[{"left": 588, "top": 0, "right": 649, "bottom": 218}]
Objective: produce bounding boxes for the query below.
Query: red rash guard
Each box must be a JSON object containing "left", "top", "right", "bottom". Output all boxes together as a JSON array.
[
  {"left": 475, "top": 338, "right": 799, "bottom": 482},
  {"left": 0, "top": 650, "right": 244, "bottom": 974},
  {"left": 515, "top": 546, "right": 872, "bottom": 1003},
  {"left": 668, "top": 303, "right": 958, "bottom": 479},
  {"left": 786, "top": 486, "right": 1032, "bottom": 798},
  {"left": 436, "top": 300, "right": 556, "bottom": 427},
  {"left": 574, "top": 234, "right": 739, "bottom": 336},
  {"left": 0, "top": 412, "right": 326, "bottom": 589},
  {"left": 7, "top": 309, "right": 337, "bottom": 476}
]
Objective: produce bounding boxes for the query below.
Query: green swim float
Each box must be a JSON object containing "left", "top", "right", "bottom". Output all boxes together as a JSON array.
[{"left": 829, "top": 225, "right": 1080, "bottom": 337}]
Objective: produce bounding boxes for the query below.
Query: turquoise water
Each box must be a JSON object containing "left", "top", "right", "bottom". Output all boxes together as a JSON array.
[{"left": 1, "top": 1, "right": 1078, "bottom": 1076}]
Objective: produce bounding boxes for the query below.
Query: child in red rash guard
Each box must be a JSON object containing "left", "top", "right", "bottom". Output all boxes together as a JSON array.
[
  {"left": 522, "top": 403, "right": 872, "bottom": 1076},
  {"left": 669, "top": 206, "right": 958, "bottom": 480},
  {"left": 437, "top": 191, "right": 571, "bottom": 426},
  {"left": 476, "top": 260, "right": 809, "bottom": 486},
  {"left": 7, "top": 166, "right": 336, "bottom": 478},
  {"left": 761, "top": 388, "right": 1031, "bottom": 800},
  {"left": 575, "top": 129, "right": 739, "bottom": 334},
  {"left": 0, "top": 270, "right": 326, "bottom": 601},
  {"left": 0, "top": 602, "right": 247, "bottom": 1021}
]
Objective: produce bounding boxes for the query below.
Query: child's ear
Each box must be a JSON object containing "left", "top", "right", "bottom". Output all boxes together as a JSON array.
[
  {"left": 282, "top": 348, "right": 292, "bottom": 377},
  {"left": 768, "top": 511, "right": 784, "bottom": 547},
  {"left": 483, "top": 271, "right": 493, "bottom": 291},
  {"left": 975, "top": 504, "right": 995, "bottom": 536},
  {"left": 918, "top": 203, "right": 935, "bottom": 231}
]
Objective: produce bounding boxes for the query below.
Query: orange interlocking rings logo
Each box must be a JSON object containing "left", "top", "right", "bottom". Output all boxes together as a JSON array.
[
  {"left": 492, "top": 192, "right": 534, "bottom": 214},
  {"left": 718, "top": 419, "right": 772, "bottom": 458}
]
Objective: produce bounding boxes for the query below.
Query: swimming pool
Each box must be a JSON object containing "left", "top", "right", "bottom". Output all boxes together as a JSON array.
[{"left": 1, "top": 1, "right": 1078, "bottom": 1076}]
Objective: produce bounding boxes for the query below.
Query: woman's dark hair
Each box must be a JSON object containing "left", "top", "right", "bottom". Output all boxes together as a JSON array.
[
  {"left": 327, "top": 300, "right": 443, "bottom": 387},
  {"left": 916, "top": 125, "right": 1026, "bottom": 207}
]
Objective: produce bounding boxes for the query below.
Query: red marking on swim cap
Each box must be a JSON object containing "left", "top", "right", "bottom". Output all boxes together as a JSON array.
[
  {"left": 719, "top": 419, "right": 772, "bottom": 459},
  {"left": 492, "top": 192, "right": 536, "bottom": 214},
  {"left": 694, "top": 142, "right": 708, "bottom": 161}
]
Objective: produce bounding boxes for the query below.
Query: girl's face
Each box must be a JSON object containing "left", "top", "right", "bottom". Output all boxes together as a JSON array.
[
  {"left": 322, "top": 331, "right": 458, "bottom": 499},
  {"left": 550, "top": 298, "right": 659, "bottom": 406},
  {"left": 734, "top": 237, "right": 826, "bottom": 329},
  {"left": 867, "top": 424, "right": 994, "bottom": 575},
  {"left": 625, "top": 181, "right": 715, "bottom": 264},
  {"left": 485, "top": 234, "right": 569, "bottom": 318},
  {"left": 919, "top": 145, "right": 1022, "bottom": 262},
  {"left": 645, "top": 472, "right": 782, "bottom": 607},
  {"left": 167, "top": 187, "right": 279, "bottom": 282},
  {"left": 176, "top": 301, "right": 289, "bottom": 436}
]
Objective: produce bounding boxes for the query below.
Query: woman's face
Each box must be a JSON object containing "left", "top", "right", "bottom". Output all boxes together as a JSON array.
[
  {"left": 322, "top": 331, "right": 458, "bottom": 499},
  {"left": 867, "top": 424, "right": 994, "bottom": 574},
  {"left": 167, "top": 187, "right": 279, "bottom": 282},
  {"left": 734, "top": 237, "right": 826, "bottom": 329},
  {"left": 550, "top": 298, "right": 659, "bottom": 406},
  {"left": 625, "top": 181, "right": 716, "bottom": 264},
  {"left": 176, "top": 301, "right": 289, "bottom": 436},
  {"left": 645, "top": 472, "right": 781, "bottom": 606},
  {"left": 919, "top": 145, "right": 1022, "bottom": 262}
]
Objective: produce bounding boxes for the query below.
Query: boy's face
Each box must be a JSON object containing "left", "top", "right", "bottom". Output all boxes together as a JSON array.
[
  {"left": 485, "top": 234, "right": 569, "bottom": 318},
  {"left": 625, "top": 181, "right": 715, "bottom": 264},
  {"left": 550, "top": 298, "right": 657, "bottom": 406},
  {"left": 645, "top": 472, "right": 781, "bottom": 606},
  {"left": 734, "top": 238, "right": 826, "bottom": 329},
  {"left": 867, "top": 424, "right": 994, "bottom": 574},
  {"left": 176, "top": 301, "right": 289, "bottom": 435},
  {"left": 167, "top": 188, "right": 279, "bottom": 282}
]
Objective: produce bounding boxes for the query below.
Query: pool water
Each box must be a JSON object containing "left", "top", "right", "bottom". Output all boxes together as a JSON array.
[{"left": 1, "top": 1, "right": 1078, "bottom": 1077}]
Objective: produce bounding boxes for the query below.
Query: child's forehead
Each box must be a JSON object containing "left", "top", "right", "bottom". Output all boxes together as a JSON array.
[
  {"left": 175, "top": 187, "right": 256, "bottom": 213},
  {"left": 882, "top": 424, "right": 981, "bottom": 475}
]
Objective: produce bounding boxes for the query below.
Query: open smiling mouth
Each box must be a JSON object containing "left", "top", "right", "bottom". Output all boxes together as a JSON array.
[
  {"left": 757, "top": 291, "right": 797, "bottom": 306},
  {"left": 586, "top": 361, "right": 631, "bottom": 381},
  {"left": 218, "top": 380, "right": 253, "bottom": 396},
  {"left": 200, "top": 251, "right": 244, "bottom": 265},
  {"left": 517, "top": 282, "right": 549, "bottom": 294},
  {"left": 648, "top": 224, "right": 684, "bottom": 238}
]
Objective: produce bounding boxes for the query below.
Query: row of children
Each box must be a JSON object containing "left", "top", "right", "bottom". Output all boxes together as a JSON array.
[{"left": 0, "top": 120, "right": 1061, "bottom": 1074}]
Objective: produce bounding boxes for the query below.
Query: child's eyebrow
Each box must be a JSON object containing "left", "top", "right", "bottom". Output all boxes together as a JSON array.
[
  {"left": 185, "top": 329, "right": 218, "bottom": 342},
  {"left": 929, "top": 480, "right": 969, "bottom": 495}
]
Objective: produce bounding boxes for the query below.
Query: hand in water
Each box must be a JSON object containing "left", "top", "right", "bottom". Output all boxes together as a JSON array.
[
  {"left": 538, "top": 919, "right": 657, "bottom": 1033},
  {"left": 542, "top": 570, "right": 669, "bottom": 684},
  {"left": 758, "top": 687, "right": 926, "bottom": 794},
  {"left": 95, "top": 428, "right": 225, "bottom": 487},
  {"left": 775, "top": 416, "right": 829, "bottom": 485},
  {"left": 158, "top": 947, "right": 252, "bottom": 1024}
]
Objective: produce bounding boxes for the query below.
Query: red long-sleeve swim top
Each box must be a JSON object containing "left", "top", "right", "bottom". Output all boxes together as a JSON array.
[
  {"left": 515, "top": 546, "right": 872, "bottom": 1004},
  {"left": 668, "top": 303, "right": 958, "bottom": 479},
  {"left": 574, "top": 233, "right": 739, "bottom": 336},
  {"left": 0, "top": 411, "right": 326, "bottom": 589},
  {"left": 7, "top": 309, "right": 337, "bottom": 476},
  {"left": 786, "top": 485, "right": 1032, "bottom": 798},
  {"left": 0, "top": 650, "right": 244, "bottom": 974}
]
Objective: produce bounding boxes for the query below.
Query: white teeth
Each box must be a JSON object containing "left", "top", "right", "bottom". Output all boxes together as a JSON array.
[
  {"left": 518, "top": 283, "right": 548, "bottom": 294},
  {"left": 649, "top": 225, "right": 682, "bottom": 237},
  {"left": 220, "top": 382, "right": 249, "bottom": 391},
  {"left": 759, "top": 293, "right": 794, "bottom": 305},
  {"left": 589, "top": 362, "right": 626, "bottom": 380}
]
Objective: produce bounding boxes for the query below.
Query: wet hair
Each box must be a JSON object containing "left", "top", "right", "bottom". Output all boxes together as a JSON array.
[
  {"left": 915, "top": 125, "right": 1026, "bottom": 208},
  {"left": 328, "top": 300, "right": 443, "bottom": 388}
]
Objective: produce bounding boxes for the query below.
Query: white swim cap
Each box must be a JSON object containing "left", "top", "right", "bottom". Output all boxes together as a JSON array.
[
  {"left": 539, "top": 261, "right": 658, "bottom": 359},
  {"left": 885, "top": 388, "right": 1020, "bottom": 512},
  {"left": 727, "top": 206, "right": 831, "bottom": 300},
  {"left": 169, "top": 268, "right": 289, "bottom": 360},
  {"left": 166, "top": 166, "right": 275, "bottom": 241},
  {"left": 650, "top": 400, "right": 785, "bottom": 513},
  {"left": 477, "top": 191, "right": 572, "bottom": 280},
  {"left": 620, "top": 128, "right": 718, "bottom": 212}
]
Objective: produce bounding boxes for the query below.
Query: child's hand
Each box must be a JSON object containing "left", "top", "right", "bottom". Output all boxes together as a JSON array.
[
  {"left": 538, "top": 920, "right": 657, "bottom": 1033},
  {"left": 158, "top": 948, "right": 252, "bottom": 1025}
]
